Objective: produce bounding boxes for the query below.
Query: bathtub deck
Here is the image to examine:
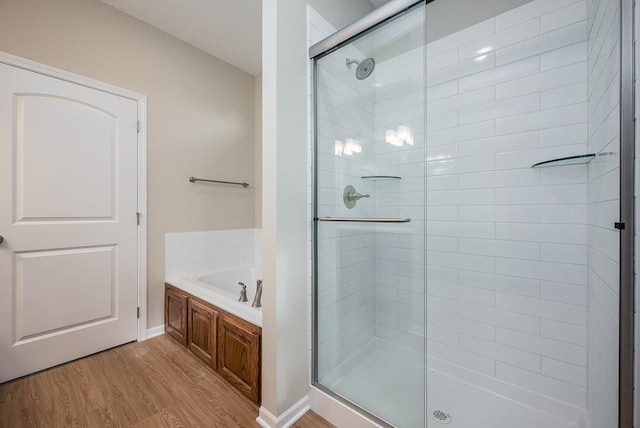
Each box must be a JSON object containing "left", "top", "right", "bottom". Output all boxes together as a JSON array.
[{"left": 166, "top": 276, "right": 262, "bottom": 327}]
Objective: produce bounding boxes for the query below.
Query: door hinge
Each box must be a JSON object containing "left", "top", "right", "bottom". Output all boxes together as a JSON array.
[
  {"left": 615, "top": 222, "right": 626, "bottom": 230},
  {"left": 136, "top": 212, "right": 141, "bottom": 226},
  {"left": 137, "top": 120, "right": 141, "bottom": 133},
  {"left": 137, "top": 307, "right": 140, "bottom": 319}
]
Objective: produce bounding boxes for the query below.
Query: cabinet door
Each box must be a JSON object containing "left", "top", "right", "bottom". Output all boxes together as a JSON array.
[
  {"left": 188, "top": 298, "right": 217, "bottom": 368},
  {"left": 217, "top": 314, "right": 261, "bottom": 404},
  {"left": 165, "top": 284, "right": 188, "bottom": 346}
]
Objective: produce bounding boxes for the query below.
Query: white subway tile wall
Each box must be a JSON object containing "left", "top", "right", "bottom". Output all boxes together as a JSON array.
[
  {"left": 417, "top": 0, "right": 589, "bottom": 407},
  {"left": 586, "top": 0, "right": 621, "bottom": 426},
  {"left": 372, "top": 7, "right": 427, "bottom": 354},
  {"left": 165, "top": 229, "right": 261, "bottom": 278}
]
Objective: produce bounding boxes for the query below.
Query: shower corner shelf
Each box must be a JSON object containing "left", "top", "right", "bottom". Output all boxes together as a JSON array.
[
  {"left": 361, "top": 175, "right": 402, "bottom": 180},
  {"left": 531, "top": 153, "right": 596, "bottom": 169}
]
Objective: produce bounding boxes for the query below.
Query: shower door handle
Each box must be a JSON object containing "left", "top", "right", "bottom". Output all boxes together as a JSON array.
[{"left": 316, "top": 217, "right": 411, "bottom": 223}]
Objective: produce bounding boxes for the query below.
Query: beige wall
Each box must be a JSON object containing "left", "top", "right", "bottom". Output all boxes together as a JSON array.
[
  {"left": 0, "top": 0, "right": 257, "bottom": 329},
  {"left": 261, "top": 0, "right": 373, "bottom": 418}
]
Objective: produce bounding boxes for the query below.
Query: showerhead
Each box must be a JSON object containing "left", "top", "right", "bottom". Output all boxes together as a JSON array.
[
  {"left": 346, "top": 57, "right": 376, "bottom": 80},
  {"left": 356, "top": 58, "right": 375, "bottom": 80}
]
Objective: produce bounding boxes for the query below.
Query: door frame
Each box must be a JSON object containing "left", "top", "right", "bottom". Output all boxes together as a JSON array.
[{"left": 0, "top": 51, "right": 149, "bottom": 341}]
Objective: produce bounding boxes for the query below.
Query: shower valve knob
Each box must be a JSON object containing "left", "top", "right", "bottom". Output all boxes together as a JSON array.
[
  {"left": 349, "top": 193, "right": 370, "bottom": 201},
  {"left": 343, "top": 185, "right": 370, "bottom": 209}
]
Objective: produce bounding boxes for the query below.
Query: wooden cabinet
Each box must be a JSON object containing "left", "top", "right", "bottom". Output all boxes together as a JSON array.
[
  {"left": 165, "top": 284, "right": 188, "bottom": 346},
  {"left": 188, "top": 297, "right": 218, "bottom": 369},
  {"left": 164, "top": 283, "right": 261, "bottom": 405},
  {"left": 217, "top": 313, "right": 261, "bottom": 404}
]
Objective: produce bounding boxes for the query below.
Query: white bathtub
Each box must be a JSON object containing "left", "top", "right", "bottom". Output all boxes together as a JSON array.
[{"left": 166, "top": 266, "right": 262, "bottom": 327}]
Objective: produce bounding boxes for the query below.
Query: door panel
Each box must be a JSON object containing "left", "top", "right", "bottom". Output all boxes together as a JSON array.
[
  {"left": 165, "top": 284, "right": 188, "bottom": 346},
  {"left": 15, "top": 246, "right": 116, "bottom": 341},
  {"left": 188, "top": 298, "right": 217, "bottom": 368},
  {"left": 15, "top": 95, "right": 116, "bottom": 221},
  {"left": 217, "top": 314, "right": 260, "bottom": 404},
  {"left": 0, "top": 63, "right": 139, "bottom": 382}
]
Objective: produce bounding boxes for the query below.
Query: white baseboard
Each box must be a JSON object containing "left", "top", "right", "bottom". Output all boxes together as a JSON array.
[
  {"left": 256, "top": 407, "right": 277, "bottom": 428},
  {"left": 256, "top": 395, "right": 310, "bottom": 428},
  {"left": 146, "top": 325, "right": 165, "bottom": 339}
]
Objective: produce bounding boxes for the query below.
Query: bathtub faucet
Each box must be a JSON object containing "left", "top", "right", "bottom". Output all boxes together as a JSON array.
[
  {"left": 252, "top": 279, "right": 263, "bottom": 308},
  {"left": 238, "top": 282, "right": 248, "bottom": 302}
]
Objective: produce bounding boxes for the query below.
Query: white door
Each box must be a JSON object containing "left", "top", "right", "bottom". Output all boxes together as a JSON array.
[{"left": 0, "top": 63, "right": 139, "bottom": 382}]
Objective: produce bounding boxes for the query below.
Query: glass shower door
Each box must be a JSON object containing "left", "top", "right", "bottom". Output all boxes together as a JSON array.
[{"left": 313, "top": 3, "right": 426, "bottom": 427}]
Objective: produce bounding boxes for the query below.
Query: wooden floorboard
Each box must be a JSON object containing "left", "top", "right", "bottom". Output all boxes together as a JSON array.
[{"left": 0, "top": 334, "right": 334, "bottom": 428}]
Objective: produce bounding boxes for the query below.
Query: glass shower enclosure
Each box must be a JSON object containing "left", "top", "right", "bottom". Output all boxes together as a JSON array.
[
  {"left": 310, "top": 0, "right": 633, "bottom": 427},
  {"left": 313, "top": 3, "right": 426, "bottom": 427}
]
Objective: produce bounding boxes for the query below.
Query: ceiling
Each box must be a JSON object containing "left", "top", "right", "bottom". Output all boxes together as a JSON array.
[
  {"left": 99, "top": 0, "right": 395, "bottom": 75},
  {"left": 369, "top": 0, "right": 393, "bottom": 7},
  {"left": 369, "top": 0, "right": 391, "bottom": 8},
  {"left": 99, "top": 0, "right": 262, "bottom": 75}
]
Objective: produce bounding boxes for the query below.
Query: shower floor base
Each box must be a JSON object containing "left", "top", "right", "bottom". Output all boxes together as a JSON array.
[
  {"left": 319, "top": 338, "right": 587, "bottom": 428},
  {"left": 320, "top": 338, "right": 426, "bottom": 427}
]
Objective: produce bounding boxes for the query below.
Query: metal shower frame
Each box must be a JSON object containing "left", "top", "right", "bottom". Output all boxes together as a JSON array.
[{"left": 618, "top": 1, "right": 635, "bottom": 427}]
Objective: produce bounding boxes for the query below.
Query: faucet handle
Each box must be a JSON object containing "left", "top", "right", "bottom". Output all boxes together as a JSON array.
[
  {"left": 252, "top": 279, "right": 263, "bottom": 308},
  {"left": 238, "top": 282, "right": 248, "bottom": 302}
]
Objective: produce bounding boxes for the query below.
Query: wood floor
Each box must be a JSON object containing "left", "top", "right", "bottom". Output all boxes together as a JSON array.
[{"left": 0, "top": 334, "right": 333, "bottom": 428}]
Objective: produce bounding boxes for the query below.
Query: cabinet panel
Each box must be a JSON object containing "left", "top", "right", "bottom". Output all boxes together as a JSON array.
[
  {"left": 165, "top": 284, "right": 188, "bottom": 346},
  {"left": 188, "top": 298, "right": 217, "bottom": 368},
  {"left": 164, "top": 282, "right": 261, "bottom": 405},
  {"left": 217, "top": 314, "right": 261, "bottom": 404}
]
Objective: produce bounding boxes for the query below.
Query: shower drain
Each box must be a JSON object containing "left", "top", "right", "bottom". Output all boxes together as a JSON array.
[{"left": 431, "top": 409, "right": 452, "bottom": 424}]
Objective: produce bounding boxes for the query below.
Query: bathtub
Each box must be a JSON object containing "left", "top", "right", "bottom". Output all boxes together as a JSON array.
[{"left": 166, "top": 266, "right": 262, "bottom": 327}]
